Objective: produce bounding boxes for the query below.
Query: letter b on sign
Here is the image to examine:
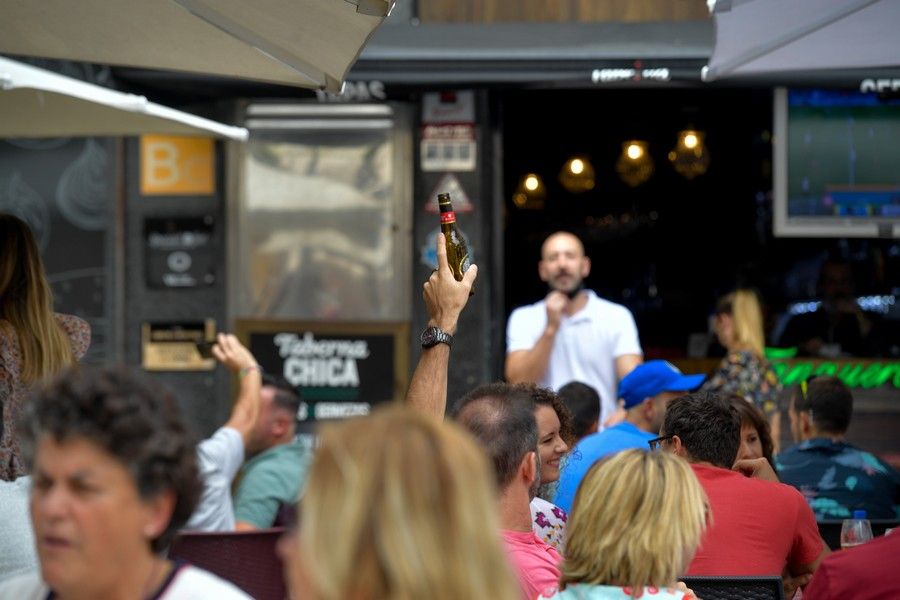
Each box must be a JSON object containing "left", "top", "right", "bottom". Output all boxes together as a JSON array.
[{"left": 140, "top": 135, "right": 215, "bottom": 195}]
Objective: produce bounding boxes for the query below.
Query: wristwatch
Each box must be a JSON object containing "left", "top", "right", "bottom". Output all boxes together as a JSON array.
[{"left": 420, "top": 326, "right": 453, "bottom": 348}]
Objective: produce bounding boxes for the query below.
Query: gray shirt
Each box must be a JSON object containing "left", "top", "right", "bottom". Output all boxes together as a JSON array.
[
  {"left": 0, "top": 476, "right": 37, "bottom": 582},
  {"left": 185, "top": 427, "right": 244, "bottom": 532}
]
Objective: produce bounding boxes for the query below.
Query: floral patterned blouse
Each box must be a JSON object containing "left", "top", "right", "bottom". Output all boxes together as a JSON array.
[
  {"left": 702, "top": 350, "right": 782, "bottom": 416},
  {"left": 530, "top": 496, "right": 568, "bottom": 554},
  {"left": 0, "top": 314, "right": 90, "bottom": 481}
]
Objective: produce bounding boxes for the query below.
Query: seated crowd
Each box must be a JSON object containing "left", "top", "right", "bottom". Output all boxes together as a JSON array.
[{"left": 1, "top": 231, "right": 898, "bottom": 600}]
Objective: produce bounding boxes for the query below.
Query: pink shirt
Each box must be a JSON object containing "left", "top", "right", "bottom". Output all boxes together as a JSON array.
[{"left": 502, "top": 529, "right": 562, "bottom": 600}]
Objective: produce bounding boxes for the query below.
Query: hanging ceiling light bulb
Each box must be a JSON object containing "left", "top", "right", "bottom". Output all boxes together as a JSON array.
[
  {"left": 615, "top": 140, "right": 654, "bottom": 187},
  {"left": 512, "top": 172, "right": 546, "bottom": 209},
  {"left": 682, "top": 132, "right": 699, "bottom": 149},
  {"left": 669, "top": 129, "right": 710, "bottom": 180},
  {"left": 559, "top": 155, "right": 595, "bottom": 193}
]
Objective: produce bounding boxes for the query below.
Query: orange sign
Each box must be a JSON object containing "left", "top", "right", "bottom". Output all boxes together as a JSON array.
[{"left": 140, "top": 135, "right": 215, "bottom": 195}]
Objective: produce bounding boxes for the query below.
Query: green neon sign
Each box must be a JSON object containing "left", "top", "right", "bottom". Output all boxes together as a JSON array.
[{"left": 771, "top": 361, "right": 900, "bottom": 389}]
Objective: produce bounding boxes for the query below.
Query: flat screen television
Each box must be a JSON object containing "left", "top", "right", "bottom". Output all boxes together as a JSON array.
[{"left": 774, "top": 87, "right": 900, "bottom": 238}]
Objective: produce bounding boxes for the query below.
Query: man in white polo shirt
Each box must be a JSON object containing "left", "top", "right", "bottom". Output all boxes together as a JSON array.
[{"left": 505, "top": 231, "right": 642, "bottom": 425}]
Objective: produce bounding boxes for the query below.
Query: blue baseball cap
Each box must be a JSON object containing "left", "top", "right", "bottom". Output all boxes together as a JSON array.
[{"left": 618, "top": 361, "right": 706, "bottom": 409}]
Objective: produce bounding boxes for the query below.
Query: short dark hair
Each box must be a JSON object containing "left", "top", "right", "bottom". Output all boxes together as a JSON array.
[
  {"left": 450, "top": 382, "right": 537, "bottom": 488},
  {"left": 262, "top": 374, "right": 302, "bottom": 415},
  {"left": 19, "top": 366, "right": 201, "bottom": 553},
  {"left": 729, "top": 395, "right": 775, "bottom": 467},
  {"left": 662, "top": 391, "right": 740, "bottom": 469},
  {"left": 557, "top": 381, "right": 600, "bottom": 441},
  {"left": 792, "top": 376, "right": 853, "bottom": 434}
]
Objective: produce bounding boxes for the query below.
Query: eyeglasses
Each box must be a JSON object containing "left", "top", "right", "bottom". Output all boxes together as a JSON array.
[{"left": 647, "top": 435, "right": 674, "bottom": 451}]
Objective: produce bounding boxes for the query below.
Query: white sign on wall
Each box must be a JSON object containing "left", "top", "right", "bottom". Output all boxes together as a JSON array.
[{"left": 420, "top": 91, "right": 477, "bottom": 172}]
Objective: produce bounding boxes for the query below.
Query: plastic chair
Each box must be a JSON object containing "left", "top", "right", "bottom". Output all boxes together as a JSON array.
[
  {"left": 680, "top": 576, "right": 784, "bottom": 600},
  {"left": 168, "top": 527, "right": 287, "bottom": 600}
]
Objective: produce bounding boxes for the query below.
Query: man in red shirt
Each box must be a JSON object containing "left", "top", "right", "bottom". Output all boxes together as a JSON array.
[
  {"left": 658, "top": 392, "right": 828, "bottom": 581},
  {"left": 804, "top": 530, "right": 900, "bottom": 599}
]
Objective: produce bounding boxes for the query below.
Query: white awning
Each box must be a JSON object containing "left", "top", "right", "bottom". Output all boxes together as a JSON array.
[
  {"left": 0, "top": 0, "right": 393, "bottom": 92},
  {"left": 0, "top": 57, "right": 248, "bottom": 140},
  {"left": 704, "top": 0, "right": 900, "bottom": 81}
]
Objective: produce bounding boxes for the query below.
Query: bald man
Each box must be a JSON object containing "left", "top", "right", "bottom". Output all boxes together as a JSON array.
[{"left": 505, "top": 231, "right": 642, "bottom": 426}]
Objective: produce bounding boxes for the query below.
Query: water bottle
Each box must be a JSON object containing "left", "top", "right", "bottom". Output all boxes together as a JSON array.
[{"left": 840, "top": 509, "right": 874, "bottom": 549}]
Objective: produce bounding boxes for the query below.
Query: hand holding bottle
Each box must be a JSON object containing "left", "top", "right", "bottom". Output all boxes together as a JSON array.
[
  {"left": 437, "top": 193, "right": 471, "bottom": 282},
  {"left": 423, "top": 233, "right": 478, "bottom": 336}
]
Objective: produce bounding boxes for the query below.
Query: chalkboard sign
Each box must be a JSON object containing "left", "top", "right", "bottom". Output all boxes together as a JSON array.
[
  {"left": 237, "top": 320, "right": 409, "bottom": 424},
  {"left": 0, "top": 137, "right": 115, "bottom": 363}
]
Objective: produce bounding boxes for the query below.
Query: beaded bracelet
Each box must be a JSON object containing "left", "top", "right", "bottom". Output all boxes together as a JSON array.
[{"left": 239, "top": 365, "right": 263, "bottom": 378}]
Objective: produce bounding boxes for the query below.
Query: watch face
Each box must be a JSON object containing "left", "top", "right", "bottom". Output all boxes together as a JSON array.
[{"left": 421, "top": 326, "right": 450, "bottom": 347}]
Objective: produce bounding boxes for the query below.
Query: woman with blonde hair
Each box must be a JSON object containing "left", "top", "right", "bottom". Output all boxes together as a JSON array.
[
  {"left": 0, "top": 214, "right": 90, "bottom": 481},
  {"left": 278, "top": 406, "right": 521, "bottom": 600},
  {"left": 540, "top": 449, "right": 705, "bottom": 600},
  {"left": 703, "top": 289, "right": 783, "bottom": 450}
]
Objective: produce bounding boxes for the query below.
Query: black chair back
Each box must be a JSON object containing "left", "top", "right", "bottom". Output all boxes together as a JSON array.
[{"left": 681, "top": 576, "right": 784, "bottom": 600}]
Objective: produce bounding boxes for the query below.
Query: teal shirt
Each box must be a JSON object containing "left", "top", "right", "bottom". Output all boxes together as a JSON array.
[
  {"left": 233, "top": 440, "right": 310, "bottom": 528},
  {"left": 540, "top": 584, "right": 689, "bottom": 600},
  {"left": 776, "top": 438, "right": 900, "bottom": 520}
]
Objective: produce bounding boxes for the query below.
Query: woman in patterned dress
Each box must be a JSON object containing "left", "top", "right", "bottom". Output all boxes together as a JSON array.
[
  {"left": 0, "top": 214, "right": 90, "bottom": 481},
  {"left": 702, "top": 289, "right": 783, "bottom": 452}
]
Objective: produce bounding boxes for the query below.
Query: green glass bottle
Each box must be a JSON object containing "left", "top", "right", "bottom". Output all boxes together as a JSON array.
[{"left": 437, "top": 192, "right": 471, "bottom": 282}]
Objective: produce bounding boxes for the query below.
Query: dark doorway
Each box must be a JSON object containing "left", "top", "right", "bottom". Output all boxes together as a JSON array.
[{"left": 500, "top": 87, "right": 898, "bottom": 359}]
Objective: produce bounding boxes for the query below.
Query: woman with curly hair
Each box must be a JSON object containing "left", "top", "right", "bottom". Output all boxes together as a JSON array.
[
  {"left": 526, "top": 384, "right": 575, "bottom": 552},
  {"left": 0, "top": 366, "right": 249, "bottom": 598}
]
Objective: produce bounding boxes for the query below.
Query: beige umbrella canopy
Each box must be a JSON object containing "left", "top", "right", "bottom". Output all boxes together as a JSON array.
[
  {"left": 704, "top": 0, "right": 900, "bottom": 81},
  {"left": 0, "top": 0, "right": 393, "bottom": 92},
  {"left": 0, "top": 56, "right": 248, "bottom": 139}
]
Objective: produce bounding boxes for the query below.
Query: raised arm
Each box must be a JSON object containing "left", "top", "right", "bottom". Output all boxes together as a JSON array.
[
  {"left": 405, "top": 233, "right": 477, "bottom": 418},
  {"left": 212, "top": 333, "right": 262, "bottom": 447}
]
